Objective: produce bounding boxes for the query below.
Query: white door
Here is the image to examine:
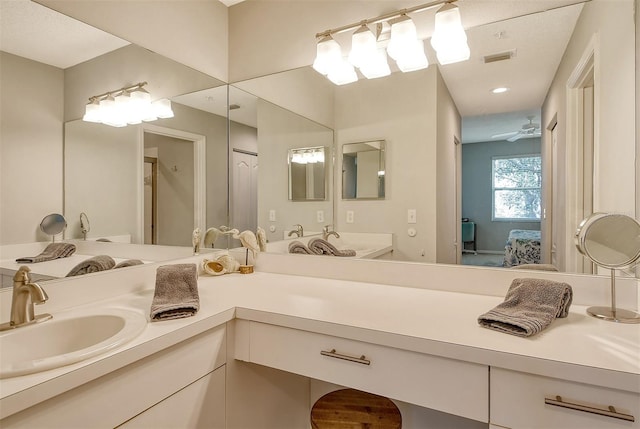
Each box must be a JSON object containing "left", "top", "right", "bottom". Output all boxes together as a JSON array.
[{"left": 231, "top": 150, "right": 258, "bottom": 246}]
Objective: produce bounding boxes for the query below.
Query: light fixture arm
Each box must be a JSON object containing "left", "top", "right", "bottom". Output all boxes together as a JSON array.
[
  {"left": 315, "top": 0, "right": 456, "bottom": 39},
  {"left": 87, "top": 81, "right": 148, "bottom": 102}
]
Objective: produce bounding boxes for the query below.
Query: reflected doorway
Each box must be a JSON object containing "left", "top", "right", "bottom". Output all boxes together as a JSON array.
[{"left": 141, "top": 125, "right": 206, "bottom": 247}]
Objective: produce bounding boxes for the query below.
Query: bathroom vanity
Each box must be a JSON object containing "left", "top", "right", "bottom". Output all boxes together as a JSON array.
[{"left": 0, "top": 255, "right": 638, "bottom": 428}]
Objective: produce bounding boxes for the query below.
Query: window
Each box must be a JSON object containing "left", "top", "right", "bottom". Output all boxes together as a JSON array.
[{"left": 492, "top": 155, "right": 541, "bottom": 221}]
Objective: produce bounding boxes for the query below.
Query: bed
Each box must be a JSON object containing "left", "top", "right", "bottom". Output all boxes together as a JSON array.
[{"left": 503, "top": 229, "right": 541, "bottom": 267}]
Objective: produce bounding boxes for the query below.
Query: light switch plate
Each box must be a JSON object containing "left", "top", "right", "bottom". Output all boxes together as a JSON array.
[
  {"left": 269, "top": 210, "right": 276, "bottom": 222},
  {"left": 408, "top": 209, "right": 417, "bottom": 224},
  {"left": 346, "top": 210, "right": 354, "bottom": 224},
  {"left": 317, "top": 210, "right": 324, "bottom": 223}
]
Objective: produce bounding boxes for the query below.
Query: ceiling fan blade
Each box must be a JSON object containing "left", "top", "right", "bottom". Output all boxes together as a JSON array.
[
  {"left": 491, "top": 131, "right": 519, "bottom": 139},
  {"left": 507, "top": 133, "right": 524, "bottom": 142}
]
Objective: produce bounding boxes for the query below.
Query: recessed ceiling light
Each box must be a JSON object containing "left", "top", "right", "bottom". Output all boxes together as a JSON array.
[{"left": 491, "top": 87, "right": 510, "bottom": 94}]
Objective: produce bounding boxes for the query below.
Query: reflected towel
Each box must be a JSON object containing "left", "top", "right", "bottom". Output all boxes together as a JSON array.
[
  {"left": 478, "top": 278, "right": 573, "bottom": 337},
  {"left": 288, "top": 241, "right": 314, "bottom": 254},
  {"left": 511, "top": 264, "right": 559, "bottom": 272},
  {"left": 150, "top": 264, "right": 199, "bottom": 321},
  {"left": 114, "top": 259, "right": 144, "bottom": 269},
  {"left": 16, "top": 243, "right": 77, "bottom": 263},
  {"left": 66, "top": 255, "right": 115, "bottom": 277},
  {"left": 308, "top": 238, "right": 356, "bottom": 257}
]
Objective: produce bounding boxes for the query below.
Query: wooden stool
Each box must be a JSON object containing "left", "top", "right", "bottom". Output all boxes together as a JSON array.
[{"left": 310, "top": 388, "right": 402, "bottom": 429}]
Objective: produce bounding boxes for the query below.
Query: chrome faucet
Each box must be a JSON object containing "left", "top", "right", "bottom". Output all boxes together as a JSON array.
[
  {"left": 0, "top": 266, "right": 52, "bottom": 331},
  {"left": 322, "top": 225, "right": 340, "bottom": 240},
  {"left": 288, "top": 224, "right": 304, "bottom": 238}
]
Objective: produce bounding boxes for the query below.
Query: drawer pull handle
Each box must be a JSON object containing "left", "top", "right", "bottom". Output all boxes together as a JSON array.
[
  {"left": 320, "top": 349, "right": 370, "bottom": 365},
  {"left": 545, "top": 396, "right": 635, "bottom": 422}
]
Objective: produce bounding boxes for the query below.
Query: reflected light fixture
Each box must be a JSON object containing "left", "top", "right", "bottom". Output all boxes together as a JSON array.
[
  {"left": 291, "top": 148, "right": 325, "bottom": 164},
  {"left": 313, "top": 0, "right": 468, "bottom": 85},
  {"left": 82, "top": 82, "right": 174, "bottom": 127}
]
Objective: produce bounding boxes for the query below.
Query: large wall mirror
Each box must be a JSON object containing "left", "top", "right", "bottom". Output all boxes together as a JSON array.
[
  {"left": 228, "top": 0, "right": 637, "bottom": 275},
  {"left": 0, "top": 0, "right": 636, "bottom": 281}
]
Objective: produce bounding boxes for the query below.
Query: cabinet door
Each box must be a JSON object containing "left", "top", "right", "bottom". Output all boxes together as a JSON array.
[
  {"left": 491, "top": 368, "right": 639, "bottom": 429},
  {"left": 119, "top": 367, "right": 225, "bottom": 429}
]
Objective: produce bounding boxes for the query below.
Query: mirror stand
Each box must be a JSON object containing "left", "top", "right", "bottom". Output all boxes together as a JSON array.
[
  {"left": 576, "top": 213, "right": 640, "bottom": 324},
  {"left": 586, "top": 268, "right": 640, "bottom": 323}
]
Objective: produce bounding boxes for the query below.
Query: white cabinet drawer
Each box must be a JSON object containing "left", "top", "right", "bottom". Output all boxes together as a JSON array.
[
  {"left": 491, "top": 368, "right": 639, "bottom": 429},
  {"left": 118, "top": 366, "right": 225, "bottom": 429},
  {"left": 243, "top": 321, "right": 488, "bottom": 423}
]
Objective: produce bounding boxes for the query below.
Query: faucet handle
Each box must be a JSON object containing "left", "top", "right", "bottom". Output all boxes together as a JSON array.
[{"left": 14, "top": 266, "right": 31, "bottom": 283}]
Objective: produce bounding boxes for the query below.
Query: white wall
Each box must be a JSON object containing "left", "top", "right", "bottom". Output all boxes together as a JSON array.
[
  {"left": 335, "top": 68, "right": 439, "bottom": 262},
  {"left": 542, "top": 0, "right": 636, "bottom": 271},
  {"left": 0, "top": 53, "right": 64, "bottom": 245},
  {"left": 435, "top": 70, "right": 462, "bottom": 265},
  {"left": 36, "top": 0, "right": 229, "bottom": 83}
]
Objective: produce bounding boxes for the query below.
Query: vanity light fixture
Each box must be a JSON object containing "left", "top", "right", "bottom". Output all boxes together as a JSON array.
[
  {"left": 82, "top": 82, "right": 174, "bottom": 127},
  {"left": 313, "top": 0, "right": 468, "bottom": 85}
]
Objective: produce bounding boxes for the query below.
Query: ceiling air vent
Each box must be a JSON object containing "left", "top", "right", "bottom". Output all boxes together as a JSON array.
[{"left": 483, "top": 50, "right": 515, "bottom": 64}]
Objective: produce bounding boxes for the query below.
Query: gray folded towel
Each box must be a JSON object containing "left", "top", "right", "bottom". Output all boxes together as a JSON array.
[
  {"left": 16, "top": 243, "right": 77, "bottom": 263},
  {"left": 308, "top": 238, "right": 356, "bottom": 257},
  {"left": 511, "top": 264, "right": 559, "bottom": 272},
  {"left": 66, "top": 255, "right": 116, "bottom": 277},
  {"left": 288, "top": 240, "right": 314, "bottom": 254},
  {"left": 478, "top": 278, "right": 573, "bottom": 337},
  {"left": 114, "top": 259, "right": 144, "bottom": 269},
  {"left": 150, "top": 264, "right": 199, "bottom": 321}
]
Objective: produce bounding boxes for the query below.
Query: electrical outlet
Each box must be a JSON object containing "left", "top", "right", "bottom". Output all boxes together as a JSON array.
[
  {"left": 408, "top": 209, "right": 417, "bottom": 224},
  {"left": 317, "top": 210, "right": 324, "bottom": 223},
  {"left": 269, "top": 210, "right": 276, "bottom": 222},
  {"left": 346, "top": 210, "right": 354, "bottom": 224}
]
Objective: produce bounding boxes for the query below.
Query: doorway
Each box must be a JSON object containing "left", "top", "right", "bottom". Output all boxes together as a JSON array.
[
  {"left": 143, "top": 156, "right": 158, "bottom": 244},
  {"left": 140, "top": 125, "right": 206, "bottom": 247}
]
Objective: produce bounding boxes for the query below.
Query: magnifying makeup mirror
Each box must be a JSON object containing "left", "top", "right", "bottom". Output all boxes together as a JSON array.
[
  {"left": 40, "top": 213, "right": 67, "bottom": 242},
  {"left": 575, "top": 213, "right": 640, "bottom": 323}
]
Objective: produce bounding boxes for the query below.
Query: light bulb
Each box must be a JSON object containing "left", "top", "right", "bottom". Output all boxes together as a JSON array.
[
  {"left": 360, "top": 48, "right": 391, "bottom": 79},
  {"left": 431, "top": 3, "right": 470, "bottom": 65},
  {"left": 327, "top": 58, "right": 358, "bottom": 85},
  {"left": 313, "top": 35, "right": 343, "bottom": 76},
  {"left": 82, "top": 99, "right": 101, "bottom": 123},
  {"left": 348, "top": 24, "right": 377, "bottom": 69},
  {"left": 387, "top": 15, "right": 418, "bottom": 61}
]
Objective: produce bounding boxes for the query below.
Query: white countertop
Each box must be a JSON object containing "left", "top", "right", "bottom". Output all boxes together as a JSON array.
[{"left": 1, "top": 269, "right": 638, "bottom": 419}]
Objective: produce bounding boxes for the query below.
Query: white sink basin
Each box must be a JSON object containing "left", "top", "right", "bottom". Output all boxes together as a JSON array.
[{"left": 0, "top": 307, "right": 147, "bottom": 379}]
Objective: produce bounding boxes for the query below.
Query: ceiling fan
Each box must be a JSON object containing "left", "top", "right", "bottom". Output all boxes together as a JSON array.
[{"left": 492, "top": 116, "right": 541, "bottom": 142}]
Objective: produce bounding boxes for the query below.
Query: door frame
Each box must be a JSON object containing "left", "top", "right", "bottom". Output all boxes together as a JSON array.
[{"left": 564, "top": 34, "right": 599, "bottom": 272}]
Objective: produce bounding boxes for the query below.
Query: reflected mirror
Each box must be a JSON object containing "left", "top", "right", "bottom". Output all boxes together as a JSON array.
[
  {"left": 288, "top": 146, "right": 327, "bottom": 201},
  {"left": 342, "top": 141, "right": 385, "bottom": 200}
]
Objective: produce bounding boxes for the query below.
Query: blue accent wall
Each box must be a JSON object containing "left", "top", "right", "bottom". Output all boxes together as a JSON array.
[{"left": 462, "top": 138, "right": 541, "bottom": 252}]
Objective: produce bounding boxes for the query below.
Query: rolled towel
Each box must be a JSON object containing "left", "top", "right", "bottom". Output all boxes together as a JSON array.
[
  {"left": 16, "top": 243, "right": 76, "bottom": 263},
  {"left": 114, "top": 259, "right": 144, "bottom": 269},
  {"left": 308, "top": 238, "right": 356, "bottom": 257},
  {"left": 66, "top": 255, "right": 116, "bottom": 277},
  {"left": 150, "top": 264, "right": 199, "bottom": 321},
  {"left": 478, "top": 278, "right": 573, "bottom": 337},
  {"left": 288, "top": 240, "right": 314, "bottom": 255},
  {"left": 511, "top": 264, "right": 559, "bottom": 272}
]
